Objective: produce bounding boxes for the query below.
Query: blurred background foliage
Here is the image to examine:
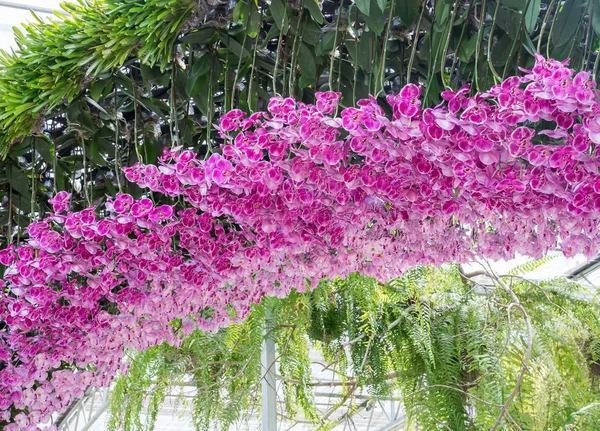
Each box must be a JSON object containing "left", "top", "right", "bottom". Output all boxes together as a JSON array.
[
  {"left": 107, "top": 266, "right": 600, "bottom": 430},
  {"left": 2, "top": 0, "right": 600, "bottom": 244}
]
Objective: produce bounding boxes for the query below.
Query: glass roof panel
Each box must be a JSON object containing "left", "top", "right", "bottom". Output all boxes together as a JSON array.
[{"left": 0, "top": 1, "right": 63, "bottom": 51}]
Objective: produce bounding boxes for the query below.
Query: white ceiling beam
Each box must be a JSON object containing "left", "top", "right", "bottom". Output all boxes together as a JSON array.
[{"left": 0, "top": 1, "right": 56, "bottom": 14}]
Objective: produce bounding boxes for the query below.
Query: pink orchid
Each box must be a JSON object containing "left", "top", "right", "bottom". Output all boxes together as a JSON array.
[{"left": 4, "top": 56, "right": 600, "bottom": 428}]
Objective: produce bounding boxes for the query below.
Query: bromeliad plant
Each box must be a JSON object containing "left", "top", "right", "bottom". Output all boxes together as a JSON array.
[{"left": 2, "top": 56, "right": 600, "bottom": 429}]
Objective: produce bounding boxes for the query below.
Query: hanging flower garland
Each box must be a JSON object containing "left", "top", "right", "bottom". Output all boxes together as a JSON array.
[{"left": 1, "top": 55, "right": 600, "bottom": 429}]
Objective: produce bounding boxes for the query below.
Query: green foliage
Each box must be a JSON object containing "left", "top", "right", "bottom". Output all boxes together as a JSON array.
[
  {"left": 508, "top": 255, "right": 557, "bottom": 276},
  {"left": 108, "top": 266, "right": 600, "bottom": 430},
  {"left": 0, "top": 0, "right": 196, "bottom": 151}
]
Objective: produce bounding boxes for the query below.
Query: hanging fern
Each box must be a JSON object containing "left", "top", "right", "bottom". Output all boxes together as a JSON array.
[{"left": 108, "top": 266, "right": 600, "bottom": 430}]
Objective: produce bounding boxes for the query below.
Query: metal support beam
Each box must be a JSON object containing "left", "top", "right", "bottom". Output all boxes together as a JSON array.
[
  {"left": 261, "top": 308, "right": 277, "bottom": 431},
  {"left": 0, "top": 1, "right": 57, "bottom": 14},
  {"left": 56, "top": 387, "right": 110, "bottom": 431},
  {"left": 375, "top": 417, "right": 407, "bottom": 431}
]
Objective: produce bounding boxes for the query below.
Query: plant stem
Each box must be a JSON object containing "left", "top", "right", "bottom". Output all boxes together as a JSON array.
[
  {"left": 170, "top": 64, "right": 179, "bottom": 147},
  {"left": 352, "top": 7, "right": 359, "bottom": 105},
  {"left": 377, "top": 0, "right": 395, "bottom": 96},
  {"left": 407, "top": 0, "right": 427, "bottom": 84},
  {"left": 232, "top": 19, "right": 249, "bottom": 109},
  {"left": 80, "top": 134, "right": 91, "bottom": 206},
  {"left": 30, "top": 138, "right": 36, "bottom": 221},
  {"left": 7, "top": 185, "right": 12, "bottom": 243},
  {"left": 247, "top": 9, "right": 262, "bottom": 111},
  {"left": 440, "top": 0, "right": 460, "bottom": 90},
  {"left": 289, "top": 0, "right": 305, "bottom": 98},
  {"left": 474, "top": 0, "right": 487, "bottom": 92},
  {"left": 328, "top": 2, "right": 344, "bottom": 91},
  {"left": 114, "top": 86, "right": 122, "bottom": 192},
  {"left": 537, "top": 0, "right": 557, "bottom": 53},
  {"left": 487, "top": 0, "right": 503, "bottom": 83},
  {"left": 546, "top": 0, "right": 560, "bottom": 59}
]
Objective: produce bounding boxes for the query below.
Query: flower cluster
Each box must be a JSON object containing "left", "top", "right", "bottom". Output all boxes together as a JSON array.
[{"left": 2, "top": 55, "right": 600, "bottom": 429}]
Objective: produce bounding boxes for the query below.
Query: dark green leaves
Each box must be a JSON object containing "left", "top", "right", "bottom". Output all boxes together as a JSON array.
[
  {"left": 270, "top": 0, "right": 289, "bottom": 30},
  {"left": 593, "top": 0, "right": 600, "bottom": 36},
  {"left": 356, "top": 0, "right": 387, "bottom": 35},
  {"left": 458, "top": 36, "right": 478, "bottom": 63},
  {"left": 180, "top": 27, "right": 217, "bottom": 45},
  {"left": 187, "top": 53, "right": 213, "bottom": 96},
  {"left": 247, "top": 3, "right": 262, "bottom": 38},
  {"left": 304, "top": 0, "right": 324, "bottom": 24},
  {"left": 347, "top": 30, "right": 377, "bottom": 73},
  {"left": 6, "top": 163, "right": 30, "bottom": 198},
  {"left": 355, "top": 0, "right": 372, "bottom": 16},
  {"left": 221, "top": 35, "right": 250, "bottom": 59},
  {"left": 552, "top": 0, "right": 586, "bottom": 46},
  {"left": 525, "top": 0, "right": 541, "bottom": 33},
  {"left": 396, "top": 0, "right": 420, "bottom": 26},
  {"left": 494, "top": 3, "right": 522, "bottom": 39},
  {"left": 32, "top": 136, "right": 54, "bottom": 165},
  {"left": 298, "top": 43, "right": 317, "bottom": 79}
]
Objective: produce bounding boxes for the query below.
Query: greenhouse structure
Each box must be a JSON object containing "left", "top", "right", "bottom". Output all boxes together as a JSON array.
[{"left": 3, "top": 0, "right": 600, "bottom": 430}]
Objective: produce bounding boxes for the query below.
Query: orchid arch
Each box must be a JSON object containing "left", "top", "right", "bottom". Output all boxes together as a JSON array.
[{"left": 1, "top": 55, "right": 600, "bottom": 429}]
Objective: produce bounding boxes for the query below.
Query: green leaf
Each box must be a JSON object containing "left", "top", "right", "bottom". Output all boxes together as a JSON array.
[
  {"left": 89, "top": 79, "right": 108, "bottom": 102},
  {"left": 396, "top": 0, "right": 420, "bottom": 26},
  {"left": 6, "top": 164, "right": 31, "bottom": 198},
  {"left": 355, "top": 0, "right": 370, "bottom": 16},
  {"left": 495, "top": 5, "right": 521, "bottom": 39},
  {"left": 270, "top": 0, "right": 288, "bottom": 30},
  {"left": 233, "top": 0, "right": 247, "bottom": 23},
  {"left": 525, "top": 0, "right": 541, "bottom": 33},
  {"left": 140, "top": 64, "right": 169, "bottom": 86},
  {"left": 348, "top": 30, "right": 376, "bottom": 72},
  {"left": 302, "top": 19, "right": 321, "bottom": 46},
  {"left": 502, "top": 0, "right": 525, "bottom": 10},
  {"left": 55, "top": 160, "right": 69, "bottom": 191},
  {"left": 187, "top": 53, "right": 212, "bottom": 97},
  {"left": 247, "top": 4, "right": 261, "bottom": 38},
  {"left": 593, "top": 0, "right": 600, "bottom": 36},
  {"left": 298, "top": 74, "right": 314, "bottom": 89},
  {"left": 79, "top": 108, "right": 97, "bottom": 135},
  {"left": 434, "top": 0, "right": 451, "bottom": 27},
  {"left": 33, "top": 136, "right": 54, "bottom": 165},
  {"left": 221, "top": 34, "right": 250, "bottom": 59},
  {"left": 552, "top": 0, "right": 586, "bottom": 47},
  {"left": 552, "top": 24, "right": 581, "bottom": 60},
  {"left": 180, "top": 28, "right": 217, "bottom": 45},
  {"left": 362, "top": 0, "right": 386, "bottom": 35},
  {"left": 304, "top": 0, "right": 324, "bottom": 24},
  {"left": 521, "top": 31, "right": 536, "bottom": 56},
  {"left": 191, "top": 76, "right": 210, "bottom": 116},
  {"left": 264, "top": 22, "right": 280, "bottom": 43},
  {"left": 298, "top": 43, "right": 317, "bottom": 78},
  {"left": 458, "top": 36, "right": 477, "bottom": 63},
  {"left": 8, "top": 139, "right": 33, "bottom": 158},
  {"left": 138, "top": 97, "right": 170, "bottom": 121},
  {"left": 104, "top": 174, "right": 117, "bottom": 197},
  {"left": 316, "top": 30, "right": 338, "bottom": 56},
  {"left": 492, "top": 34, "right": 514, "bottom": 67},
  {"left": 88, "top": 137, "right": 99, "bottom": 159}
]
